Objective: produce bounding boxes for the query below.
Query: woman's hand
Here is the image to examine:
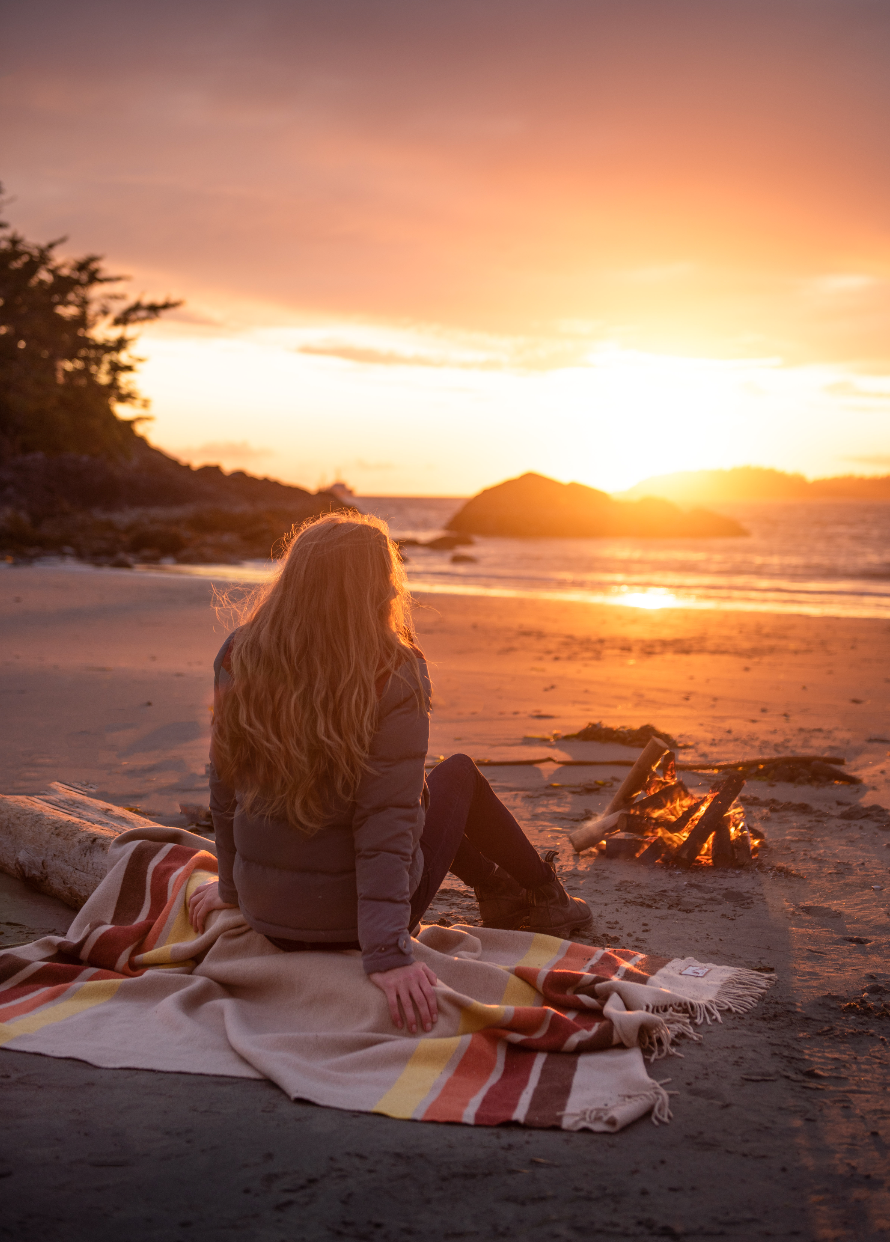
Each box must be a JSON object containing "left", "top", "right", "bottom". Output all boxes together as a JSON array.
[
  {"left": 187, "top": 880, "right": 237, "bottom": 933},
  {"left": 369, "top": 961, "right": 439, "bottom": 1034}
]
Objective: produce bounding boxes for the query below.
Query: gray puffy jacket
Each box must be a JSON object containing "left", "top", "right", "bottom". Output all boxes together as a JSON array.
[{"left": 209, "top": 632, "right": 431, "bottom": 973}]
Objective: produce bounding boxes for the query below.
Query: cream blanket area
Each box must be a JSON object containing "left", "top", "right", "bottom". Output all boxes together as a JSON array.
[{"left": 0, "top": 827, "right": 771, "bottom": 1132}]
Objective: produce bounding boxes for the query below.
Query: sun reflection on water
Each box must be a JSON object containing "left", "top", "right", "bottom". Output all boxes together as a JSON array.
[{"left": 618, "top": 589, "right": 680, "bottom": 610}]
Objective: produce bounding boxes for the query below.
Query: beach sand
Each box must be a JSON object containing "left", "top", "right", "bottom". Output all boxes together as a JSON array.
[{"left": 2, "top": 563, "right": 889, "bottom": 1241}]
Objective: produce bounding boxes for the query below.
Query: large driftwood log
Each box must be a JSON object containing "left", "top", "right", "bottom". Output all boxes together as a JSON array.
[{"left": 0, "top": 783, "right": 154, "bottom": 908}]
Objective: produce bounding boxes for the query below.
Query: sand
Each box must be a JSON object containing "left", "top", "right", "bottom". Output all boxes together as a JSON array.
[{"left": 2, "top": 562, "right": 889, "bottom": 1241}]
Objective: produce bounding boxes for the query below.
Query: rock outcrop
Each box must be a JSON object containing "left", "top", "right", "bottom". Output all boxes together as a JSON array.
[
  {"left": 0, "top": 440, "right": 347, "bottom": 564},
  {"left": 446, "top": 473, "right": 747, "bottom": 538}
]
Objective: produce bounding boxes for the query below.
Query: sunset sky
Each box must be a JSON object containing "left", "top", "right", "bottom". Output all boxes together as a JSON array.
[{"left": 3, "top": 0, "right": 890, "bottom": 495}]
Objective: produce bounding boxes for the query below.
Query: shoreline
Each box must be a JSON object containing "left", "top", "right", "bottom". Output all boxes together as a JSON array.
[{"left": 6, "top": 556, "right": 890, "bottom": 622}]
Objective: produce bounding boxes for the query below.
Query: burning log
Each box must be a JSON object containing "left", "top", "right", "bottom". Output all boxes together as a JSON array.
[
  {"left": 569, "top": 736, "right": 671, "bottom": 852},
  {"left": 710, "top": 817, "right": 735, "bottom": 869},
  {"left": 566, "top": 737, "right": 760, "bottom": 870},
  {"left": 625, "top": 780, "right": 693, "bottom": 822},
  {"left": 672, "top": 773, "right": 747, "bottom": 868},
  {"left": 603, "top": 832, "right": 645, "bottom": 859},
  {"left": 602, "top": 736, "right": 673, "bottom": 815}
]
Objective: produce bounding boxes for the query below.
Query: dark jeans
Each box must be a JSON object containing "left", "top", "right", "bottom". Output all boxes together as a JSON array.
[
  {"left": 269, "top": 754, "right": 549, "bottom": 952},
  {"left": 408, "top": 753, "right": 550, "bottom": 928}
]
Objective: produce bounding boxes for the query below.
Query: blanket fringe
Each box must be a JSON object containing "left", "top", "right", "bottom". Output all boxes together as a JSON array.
[
  {"left": 713, "top": 968, "right": 774, "bottom": 1015},
  {"left": 646, "top": 967, "right": 774, "bottom": 1026},
  {"left": 638, "top": 1019, "right": 674, "bottom": 1061},
  {"left": 561, "top": 1080, "right": 675, "bottom": 1130}
]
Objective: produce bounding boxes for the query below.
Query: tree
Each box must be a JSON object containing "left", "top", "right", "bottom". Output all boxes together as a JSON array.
[{"left": 0, "top": 188, "right": 181, "bottom": 460}]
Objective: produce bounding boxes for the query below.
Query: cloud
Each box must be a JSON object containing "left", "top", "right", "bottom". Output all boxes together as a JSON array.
[
  {"left": 297, "top": 343, "right": 465, "bottom": 369},
  {"left": 807, "top": 274, "right": 879, "bottom": 296},
  {"left": 844, "top": 454, "right": 890, "bottom": 466},
  {"left": 158, "top": 306, "right": 226, "bottom": 328},
  {"left": 823, "top": 381, "right": 890, "bottom": 401},
  {"left": 4, "top": 0, "right": 890, "bottom": 367},
  {"left": 296, "top": 336, "right": 598, "bottom": 373}
]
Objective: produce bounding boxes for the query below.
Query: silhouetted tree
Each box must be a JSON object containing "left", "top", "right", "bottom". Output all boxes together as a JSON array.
[{"left": 0, "top": 189, "right": 181, "bottom": 460}]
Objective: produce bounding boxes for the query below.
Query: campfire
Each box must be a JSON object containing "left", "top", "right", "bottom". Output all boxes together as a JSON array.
[{"left": 569, "top": 737, "right": 762, "bottom": 869}]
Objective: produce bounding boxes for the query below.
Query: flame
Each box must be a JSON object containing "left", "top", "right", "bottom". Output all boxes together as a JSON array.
[{"left": 621, "top": 784, "right": 758, "bottom": 867}]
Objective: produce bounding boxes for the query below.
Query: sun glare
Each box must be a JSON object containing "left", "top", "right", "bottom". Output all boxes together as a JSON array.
[
  {"left": 618, "top": 589, "right": 680, "bottom": 610},
  {"left": 138, "top": 323, "right": 887, "bottom": 498}
]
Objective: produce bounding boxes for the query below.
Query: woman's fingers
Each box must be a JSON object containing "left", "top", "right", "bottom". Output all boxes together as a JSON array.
[
  {"left": 187, "top": 882, "right": 223, "bottom": 933},
  {"left": 187, "top": 883, "right": 209, "bottom": 929},
  {"left": 410, "top": 984, "right": 433, "bottom": 1033},
  {"left": 396, "top": 983, "right": 422, "bottom": 1034},
  {"left": 368, "top": 962, "right": 440, "bottom": 1034},
  {"left": 190, "top": 890, "right": 213, "bottom": 933},
  {"left": 400, "top": 981, "right": 435, "bottom": 1033},
  {"left": 385, "top": 985, "right": 404, "bottom": 1029}
]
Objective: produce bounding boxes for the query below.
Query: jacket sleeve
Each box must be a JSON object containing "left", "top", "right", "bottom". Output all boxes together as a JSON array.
[
  {"left": 209, "top": 634, "right": 239, "bottom": 905},
  {"left": 353, "top": 658, "right": 431, "bottom": 974}
]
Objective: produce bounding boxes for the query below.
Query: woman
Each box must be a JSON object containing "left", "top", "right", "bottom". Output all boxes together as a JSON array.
[{"left": 188, "top": 513, "right": 592, "bottom": 1036}]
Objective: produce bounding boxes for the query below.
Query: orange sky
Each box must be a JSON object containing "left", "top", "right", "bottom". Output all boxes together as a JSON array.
[{"left": 3, "top": 1, "right": 890, "bottom": 493}]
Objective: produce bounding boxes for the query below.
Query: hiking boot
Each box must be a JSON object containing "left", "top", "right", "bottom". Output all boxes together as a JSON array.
[
  {"left": 474, "top": 865, "right": 530, "bottom": 930},
  {"left": 518, "top": 851, "right": 594, "bottom": 939}
]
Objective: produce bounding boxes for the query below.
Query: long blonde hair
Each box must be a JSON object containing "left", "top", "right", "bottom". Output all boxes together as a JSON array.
[{"left": 213, "top": 511, "right": 424, "bottom": 833}]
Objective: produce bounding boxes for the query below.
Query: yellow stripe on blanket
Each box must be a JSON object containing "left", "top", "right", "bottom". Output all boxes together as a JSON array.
[
  {"left": 372, "top": 1035, "right": 463, "bottom": 1119},
  {"left": 134, "top": 869, "right": 219, "bottom": 969},
  {"left": 0, "top": 979, "right": 123, "bottom": 1046},
  {"left": 499, "top": 933, "right": 563, "bottom": 1007},
  {"left": 372, "top": 995, "right": 512, "bottom": 1119}
]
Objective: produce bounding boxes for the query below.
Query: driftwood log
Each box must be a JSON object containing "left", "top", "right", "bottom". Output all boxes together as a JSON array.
[
  {"left": 441, "top": 752, "right": 852, "bottom": 779},
  {"left": 0, "top": 783, "right": 155, "bottom": 908}
]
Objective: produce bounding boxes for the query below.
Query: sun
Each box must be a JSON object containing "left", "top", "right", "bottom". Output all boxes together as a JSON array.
[{"left": 548, "top": 347, "right": 771, "bottom": 493}]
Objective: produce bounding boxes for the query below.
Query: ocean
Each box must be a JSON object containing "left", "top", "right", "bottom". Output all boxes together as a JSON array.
[{"left": 163, "top": 497, "right": 890, "bottom": 621}]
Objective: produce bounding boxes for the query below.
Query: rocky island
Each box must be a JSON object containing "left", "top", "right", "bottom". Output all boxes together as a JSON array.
[{"left": 446, "top": 472, "right": 747, "bottom": 538}]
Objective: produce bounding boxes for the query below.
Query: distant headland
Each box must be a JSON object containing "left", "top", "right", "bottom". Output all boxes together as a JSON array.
[
  {"left": 446, "top": 473, "right": 747, "bottom": 538},
  {"left": 621, "top": 465, "right": 890, "bottom": 504}
]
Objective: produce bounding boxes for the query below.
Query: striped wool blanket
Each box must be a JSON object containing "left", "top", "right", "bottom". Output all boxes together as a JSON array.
[{"left": 0, "top": 827, "right": 771, "bottom": 1132}]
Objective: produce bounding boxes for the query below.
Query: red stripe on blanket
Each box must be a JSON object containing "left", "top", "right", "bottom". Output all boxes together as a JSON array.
[
  {"left": 0, "top": 950, "right": 71, "bottom": 987},
  {"left": 422, "top": 1033, "right": 501, "bottom": 1122},
  {"left": 140, "top": 846, "right": 214, "bottom": 954},
  {"left": 472, "top": 1044, "right": 539, "bottom": 1125},
  {"left": 78, "top": 845, "right": 215, "bottom": 972},
  {"left": 580, "top": 948, "right": 670, "bottom": 984},
  {"left": 487, "top": 1006, "right": 614, "bottom": 1053},
  {"left": 557, "top": 941, "right": 606, "bottom": 972},
  {"left": 111, "top": 841, "right": 166, "bottom": 925},
  {"left": 515, "top": 967, "right": 598, "bottom": 1009},
  {"left": 522, "top": 1049, "right": 579, "bottom": 1128},
  {"left": 0, "top": 963, "right": 120, "bottom": 1022}
]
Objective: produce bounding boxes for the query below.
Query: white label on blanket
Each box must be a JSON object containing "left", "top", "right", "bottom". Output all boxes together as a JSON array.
[{"left": 680, "top": 966, "right": 711, "bottom": 977}]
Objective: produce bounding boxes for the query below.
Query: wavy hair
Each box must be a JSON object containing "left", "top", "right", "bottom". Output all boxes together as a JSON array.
[{"left": 212, "top": 511, "right": 424, "bottom": 833}]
